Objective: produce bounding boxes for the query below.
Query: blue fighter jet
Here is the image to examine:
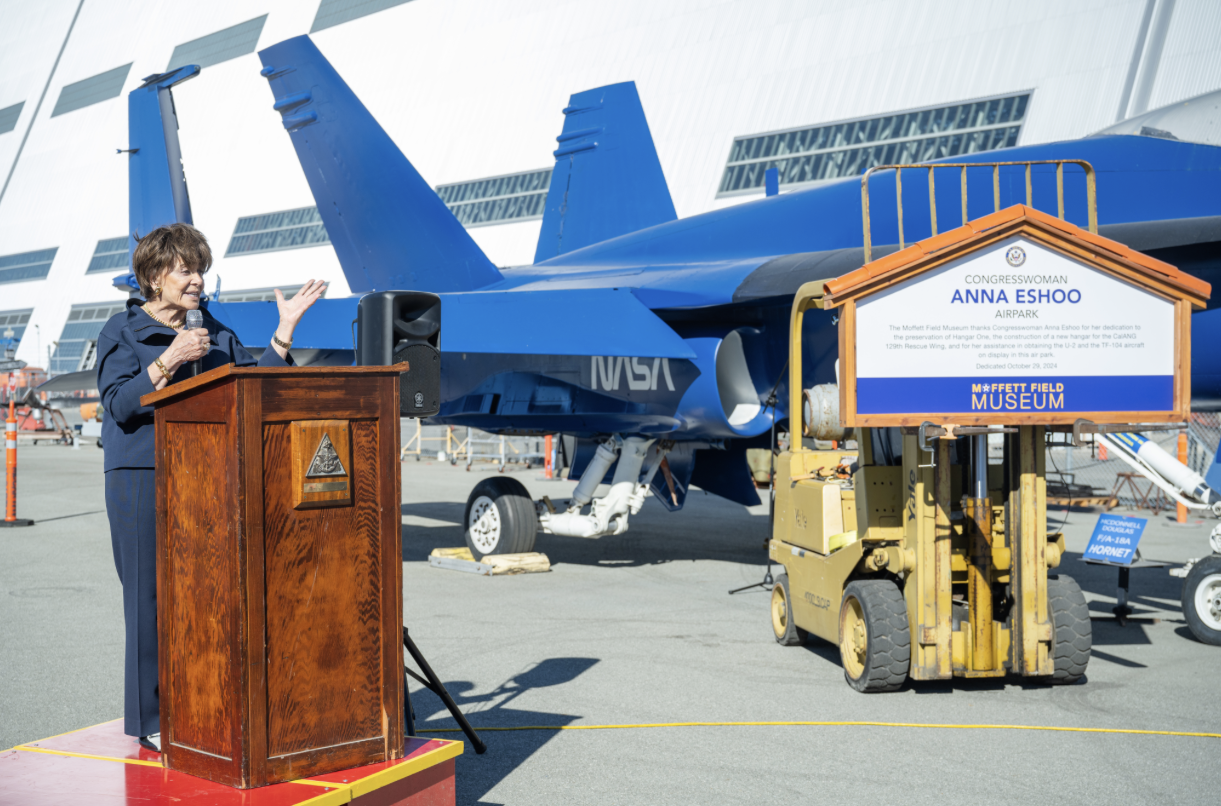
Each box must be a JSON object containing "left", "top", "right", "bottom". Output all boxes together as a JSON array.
[{"left": 125, "top": 36, "right": 1221, "bottom": 557}]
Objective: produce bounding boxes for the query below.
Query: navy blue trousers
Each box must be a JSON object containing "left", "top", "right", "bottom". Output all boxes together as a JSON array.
[{"left": 106, "top": 468, "right": 159, "bottom": 738}]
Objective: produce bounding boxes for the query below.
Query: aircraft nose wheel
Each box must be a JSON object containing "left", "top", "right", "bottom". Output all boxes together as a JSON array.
[
  {"left": 1183, "top": 555, "right": 1221, "bottom": 645},
  {"left": 463, "top": 476, "right": 538, "bottom": 559},
  {"left": 468, "top": 496, "right": 501, "bottom": 554}
]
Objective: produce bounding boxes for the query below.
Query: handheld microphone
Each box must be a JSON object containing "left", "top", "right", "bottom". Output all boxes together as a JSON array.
[{"left": 185, "top": 309, "right": 204, "bottom": 376}]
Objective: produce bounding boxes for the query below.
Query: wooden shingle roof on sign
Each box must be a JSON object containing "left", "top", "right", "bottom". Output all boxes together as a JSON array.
[{"left": 821, "top": 204, "right": 1211, "bottom": 309}]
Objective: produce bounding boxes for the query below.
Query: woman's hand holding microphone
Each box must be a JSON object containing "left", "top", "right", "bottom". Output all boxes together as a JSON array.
[
  {"left": 147, "top": 328, "right": 209, "bottom": 391},
  {"left": 165, "top": 328, "right": 209, "bottom": 369}
]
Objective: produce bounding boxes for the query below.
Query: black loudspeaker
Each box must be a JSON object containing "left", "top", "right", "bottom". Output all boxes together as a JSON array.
[{"left": 356, "top": 291, "right": 441, "bottom": 417}]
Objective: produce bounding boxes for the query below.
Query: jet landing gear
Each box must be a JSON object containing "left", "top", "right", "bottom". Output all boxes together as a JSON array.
[
  {"left": 461, "top": 435, "right": 670, "bottom": 558},
  {"left": 535, "top": 435, "right": 667, "bottom": 540}
]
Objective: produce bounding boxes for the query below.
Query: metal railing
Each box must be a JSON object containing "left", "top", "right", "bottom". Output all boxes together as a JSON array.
[
  {"left": 860, "top": 159, "right": 1098, "bottom": 262},
  {"left": 464, "top": 432, "right": 547, "bottom": 471},
  {"left": 400, "top": 422, "right": 470, "bottom": 463},
  {"left": 400, "top": 423, "right": 552, "bottom": 473}
]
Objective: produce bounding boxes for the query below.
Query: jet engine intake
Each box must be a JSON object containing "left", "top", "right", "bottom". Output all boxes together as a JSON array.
[{"left": 672, "top": 327, "right": 774, "bottom": 439}]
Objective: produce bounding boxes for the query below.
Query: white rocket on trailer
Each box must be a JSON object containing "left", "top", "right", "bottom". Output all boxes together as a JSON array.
[
  {"left": 1096, "top": 431, "right": 1221, "bottom": 646},
  {"left": 1098, "top": 432, "right": 1221, "bottom": 516}
]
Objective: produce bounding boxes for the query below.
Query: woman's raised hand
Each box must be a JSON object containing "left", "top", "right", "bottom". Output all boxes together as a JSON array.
[{"left": 275, "top": 279, "right": 327, "bottom": 331}]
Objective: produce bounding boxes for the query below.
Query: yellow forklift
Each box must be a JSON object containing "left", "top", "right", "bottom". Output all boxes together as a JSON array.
[{"left": 768, "top": 161, "right": 1210, "bottom": 691}]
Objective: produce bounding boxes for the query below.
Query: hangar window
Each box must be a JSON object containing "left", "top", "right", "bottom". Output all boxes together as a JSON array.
[
  {"left": 51, "top": 64, "right": 132, "bottom": 117},
  {"left": 0, "top": 309, "right": 33, "bottom": 348},
  {"left": 312, "top": 0, "right": 415, "bottom": 33},
  {"left": 50, "top": 302, "right": 127, "bottom": 374},
  {"left": 226, "top": 207, "right": 331, "bottom": 256},
  {"left": 436, "top": 169, "right": 552, "bottom": 228},
  {"left": 0, "top": 247, "right": 57, "bottom": 285},
  {"left": 215, "top": 285, "right": 312, "bottom": 303},
  {"left": 718, "top": 93, "right": 1031, "bottom": 196},
  {"left": 166, "top": 15, "right": 268, "bottom": 72},
  {"left": 86, "top": 237, "right": 130, "bottom": 274},
  {"left": 0, "top": 102, "right": 23, "bottom": 135}
]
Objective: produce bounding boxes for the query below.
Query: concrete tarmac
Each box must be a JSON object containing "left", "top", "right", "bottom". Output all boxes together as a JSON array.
[{"left": 2, "top": 444, "right": 1219, "bottom": 804}]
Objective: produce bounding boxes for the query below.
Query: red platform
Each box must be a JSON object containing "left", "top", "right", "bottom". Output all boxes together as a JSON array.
[{"left": 0, "top": 720, "right": 461, "bottom": 805}]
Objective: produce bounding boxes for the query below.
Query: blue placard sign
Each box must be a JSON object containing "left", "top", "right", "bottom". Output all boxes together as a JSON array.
[{"left": 1083, "top": 513, "right": 1147, "bottom": 565}]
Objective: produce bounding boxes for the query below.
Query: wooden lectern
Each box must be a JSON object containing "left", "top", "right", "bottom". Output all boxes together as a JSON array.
[{"left": 141, "top": 363, "right": 407, "bottom": 788}]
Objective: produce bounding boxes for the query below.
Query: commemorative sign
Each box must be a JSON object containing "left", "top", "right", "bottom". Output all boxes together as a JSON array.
[
  {"left": 823, "top": 206, "right": 1208, "bottom": 427},
  {"left": 854, "top": 236, "right": 1174, "bottom": 416}
]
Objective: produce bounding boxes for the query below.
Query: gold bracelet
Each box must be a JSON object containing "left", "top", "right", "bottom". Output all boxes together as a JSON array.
[
  {"left": 272, "top": 333, "right": 292, "bottom": 350},
  {"left": 153, "top": 358, "right": 172, "bottom": 381}
]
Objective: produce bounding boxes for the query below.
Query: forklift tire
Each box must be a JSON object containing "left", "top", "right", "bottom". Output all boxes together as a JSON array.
[
  {"left": 463, "top": 476, "right": 538, "bottom": 559},
  {"left": 838, "top": 580, "right": 910, "bottom": 693},
  {"left": 1181, "top": 555, "right": 1221, "bottom": 646},
  {"left": 771, "top": 574, "right": 808, "bottom": 646},
  {"left": 1043, "top": 575, "right": 1092, "bottom": 684}
]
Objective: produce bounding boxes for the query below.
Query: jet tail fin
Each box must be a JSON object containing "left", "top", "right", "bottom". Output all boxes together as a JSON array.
[
  {"left": 118, "top": 66, "right": 200, "bottom": 292},
  {"left": 534, "top": 82, "right": 676, "bottom": 263},
  {"left": 258, "top": 36, "right": 503, "bottom": 294}
]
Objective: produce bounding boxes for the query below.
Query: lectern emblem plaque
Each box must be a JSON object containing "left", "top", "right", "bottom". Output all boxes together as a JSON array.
[
  {"left": 291, "top": 420, "right": 353, "bottom": 508},
  {"left": 306, "top": 434, "right": 347, "bottom": 477}
]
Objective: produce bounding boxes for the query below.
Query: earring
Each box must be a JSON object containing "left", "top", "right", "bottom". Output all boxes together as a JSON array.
[{"left": 151, "top": 285, "right": 162, "bottom": 296}]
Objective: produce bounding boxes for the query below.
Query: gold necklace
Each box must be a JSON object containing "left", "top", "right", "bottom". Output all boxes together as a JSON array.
[{"left": 143, "top": 307, "right": 184, "bottom": 330}]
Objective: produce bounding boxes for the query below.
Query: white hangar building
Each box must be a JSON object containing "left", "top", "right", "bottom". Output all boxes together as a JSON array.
[{"left": 1, "top": 0, "right": 1220, "bottom": 373}]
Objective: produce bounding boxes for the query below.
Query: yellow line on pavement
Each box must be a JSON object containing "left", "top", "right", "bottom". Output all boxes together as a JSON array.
[{"left": 418, "top": 720, "right": 1221, "bottom": 739}]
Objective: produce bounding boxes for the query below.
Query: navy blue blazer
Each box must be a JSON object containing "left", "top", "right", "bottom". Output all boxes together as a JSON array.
[{"left": 97, "top": 299, "right": 292, "bottom": 470}]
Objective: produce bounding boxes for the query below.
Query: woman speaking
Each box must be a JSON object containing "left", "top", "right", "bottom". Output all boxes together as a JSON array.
[{"left": 97, "top": 223, "right": 324, "bottom": 751}]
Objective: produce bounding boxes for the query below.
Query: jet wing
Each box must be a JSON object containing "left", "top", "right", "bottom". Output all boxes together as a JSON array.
[
  {"left": 439, "top": 288, "right": 694, "bottom": 358},
  {"left": 206, "top": 297, "right": 359, "bottom": 352},
  {"left": 36, "top": 370, "right": 99, "bottom": 394},
  {"left": 209, "top": 287, "right": 694, "bottom": 359}
]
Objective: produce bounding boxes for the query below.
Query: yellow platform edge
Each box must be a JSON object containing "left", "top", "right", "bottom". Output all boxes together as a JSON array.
[{"left": 6, "top": 728, "right": 463, "bottom": 806}]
